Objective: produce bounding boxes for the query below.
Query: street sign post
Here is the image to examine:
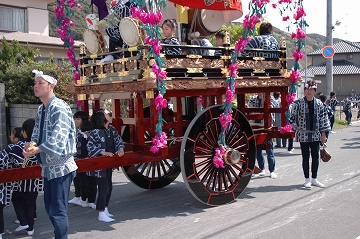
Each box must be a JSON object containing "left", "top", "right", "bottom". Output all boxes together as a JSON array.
[{"left": 322, "top": 46, "right": 335, "bottom": 58}]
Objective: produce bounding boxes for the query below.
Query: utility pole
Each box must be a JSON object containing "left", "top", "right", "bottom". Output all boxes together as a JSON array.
[{"left": 326, "top": 0, "right": 333, "bottom": 96}]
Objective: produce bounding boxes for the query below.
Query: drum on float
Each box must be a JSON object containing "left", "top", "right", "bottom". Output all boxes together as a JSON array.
[
  {"left": 187, "top": 8, "right": 224, "bottom": 37},
  {"left": 119, "top": 17, "right": 145, "bottom": 47},
  {"left": 83, "top": 29, "right": 107, "bottom": 54}
]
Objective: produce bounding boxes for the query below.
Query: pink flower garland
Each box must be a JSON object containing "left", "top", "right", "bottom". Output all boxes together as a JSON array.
[
  {"left": 213, "top": 146, "right": 225, "bottom": 168},
  {"left": 55, "top": 0, "right": 81, "bottom": 83},
  {"left": 131, "top": 5, "right": 169, "bottom": 153}
]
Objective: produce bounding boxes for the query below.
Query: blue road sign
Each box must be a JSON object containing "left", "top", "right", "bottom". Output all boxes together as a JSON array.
[{"left": 322, "top": 46, "right": 335, "bottom": 58}]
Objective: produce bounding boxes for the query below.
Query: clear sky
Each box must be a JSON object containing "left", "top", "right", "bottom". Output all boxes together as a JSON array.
[{"left": 235, "top": 0, "right": 360, "bottom": 43}]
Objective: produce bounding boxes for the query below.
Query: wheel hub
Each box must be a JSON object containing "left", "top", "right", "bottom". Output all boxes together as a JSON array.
[{"left": 224, "top": 148, "right": 241, "bottom": 165}]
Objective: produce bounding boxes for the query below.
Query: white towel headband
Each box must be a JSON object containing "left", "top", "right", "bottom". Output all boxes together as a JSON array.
[
  {"left": 32, "top": 70, "right": 57, "bottom": 85},
  {"left": 305, "top": 83, "right": 317, "bottom": 89}
]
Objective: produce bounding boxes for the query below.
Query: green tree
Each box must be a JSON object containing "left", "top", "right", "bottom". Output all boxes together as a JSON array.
[{"left": 0, "top": 39, "right": 75, "bottom": 105}]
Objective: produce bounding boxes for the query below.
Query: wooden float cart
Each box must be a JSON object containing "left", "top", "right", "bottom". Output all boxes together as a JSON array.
[{"left": 0, "top": 38, "right": 296, "bottom": 206}]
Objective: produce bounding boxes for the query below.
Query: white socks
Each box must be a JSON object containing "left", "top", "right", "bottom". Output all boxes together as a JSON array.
[
  {"left": 104, "top": 207, "right": 113, "bottom": 217},
  {"left": 98, "top": 211, "right": 114, "bottom": 222}
]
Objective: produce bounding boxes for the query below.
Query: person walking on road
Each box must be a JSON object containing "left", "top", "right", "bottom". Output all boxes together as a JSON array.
[
  {"left": 23, "top": 70, "right": 77, "bottom": 239},
  {"left": 290, "top": 80, "right": 330, "bottom": 188}
]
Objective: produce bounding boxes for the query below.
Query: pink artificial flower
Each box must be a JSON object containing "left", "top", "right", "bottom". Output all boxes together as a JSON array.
[
  {"left": 279, "top": 124, "right": 293, "bottom": 134},
  {"left": 293, "top": 50, "right": 305, "bottom": 61},
  {"left": 282, "top": 16, "right": 290, "bottom": 21},
  {"left": 286, "top": 92, "right": 297, "bottom": 104},
  {"left": 272, "top": 4, "right": 277, "bottom": 8},
  {"left": 219, "top": 113, "right": 232, "bottom": 130},
  {"left": 293, "top": 7, "right": 306, "bottom": 21},
  {"left": 290, "top": 70, "right": 301, "bottom": 83},
  {"left": 213, "top": 146, "right": 225, "bottom": 168}
]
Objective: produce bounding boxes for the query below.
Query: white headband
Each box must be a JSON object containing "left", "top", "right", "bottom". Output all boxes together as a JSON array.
[
  {"left": 305, "top": 83, "right": 317, "bottom": 89},
  {"left": 32, "top": 70, "right": 57, "bottom": 85}
]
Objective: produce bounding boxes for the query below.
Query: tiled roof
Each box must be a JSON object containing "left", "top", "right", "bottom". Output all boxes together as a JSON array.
[
  {"left": 308, "top": 40, "right": 360, "bottom": 55},
  {"left": 0, "top": 32, "right": 83, "bottom": 47},
  {"left": 300, "top": 60, "right": 360, "bottom": 75}
]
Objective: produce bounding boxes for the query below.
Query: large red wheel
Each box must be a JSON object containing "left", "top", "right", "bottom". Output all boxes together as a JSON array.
[
  {"left": 180, "top": 105, "right": 256, "bottom": 206},
  {"left": 122, "top": 157, "right": 181, "bottom": 189}
]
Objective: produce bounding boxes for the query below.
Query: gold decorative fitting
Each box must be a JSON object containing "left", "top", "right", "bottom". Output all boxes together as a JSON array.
[
  {"left": 132, "top": 92, "right": 137, "bottom": 98},
  {"left": 253, "top": 57, "right": 265, "bottom": 61},
  {"left": 221, "top": 68, "right": 229, "bottom": 77},
  {"left": 118, "top": 71, "right": 129, "bottom": 77},
  {"left": 77, "top": 94, "right": 86, "bottom": 100},
  {"left": 258, "top": 76, "right": 271, "bottom": 79},
  {"left": 90, "top": 54, "right": 98, "bottom": 59},
  {"left": 149, "top": 59, "right": 156, "bottom": 66},
  {"left": 98, "top": 73, "right": 106, "bottom": 79},
  {"left": 146, "top": 91, "right": 154, "bottom": 99},
  {"left": 79, "top": 44, "right": 86, "bottom": 55},
  {"left": 280, "top": 37, "right": 286, "bottom": 48},
  {"left": 117, "top": 58, "right": 128, "bottom": 63},
  {"left": 220, "top": 55, "right": 231, "bottom": 60},
  {"left": 187, "top": 54, "right": 202, "bottom": 59},
  {"left": 128, "top": 46, "right": 138, "bottom": 52},
  {"left": 187, "top": 68, "right": 203, "bottom": 73},
  {"left": 253, "top": 69, "right": 265, "bottom": 73}
]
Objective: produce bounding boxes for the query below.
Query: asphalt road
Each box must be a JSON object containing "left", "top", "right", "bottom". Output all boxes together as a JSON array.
[{"left": 3, "top": 121, "right": 360, "bottom": 239}]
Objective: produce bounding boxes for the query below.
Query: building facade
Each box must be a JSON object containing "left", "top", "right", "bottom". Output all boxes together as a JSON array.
[{"left": 305, "top": 40, "right": 360, "bottom": 100}]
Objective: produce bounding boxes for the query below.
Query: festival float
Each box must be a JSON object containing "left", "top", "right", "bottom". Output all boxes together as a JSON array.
[{"left": 0, "top": 0, "right": 306, "bottom": 206}]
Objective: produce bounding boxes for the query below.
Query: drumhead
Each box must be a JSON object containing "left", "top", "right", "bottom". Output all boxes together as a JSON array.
[
  {"left": 119, "top": 17, "right": 140, "bottom": 47},
  {"left": 200, "top": 9, "right": 223, "bottom": 33},
  {"left": 83, "top": 29, "right": 99, "bottom": 54}
]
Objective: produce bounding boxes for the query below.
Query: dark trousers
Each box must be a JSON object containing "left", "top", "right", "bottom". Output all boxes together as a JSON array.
[
  {"left": 12, "top": 191, "right": 38, "bottom": 230},
  {"left": 72, "top": 176, "right": 81, "bottom": 197},
  {"left": 288, "top": 138, "right": 294, "bottom": 151},
  {"left": 95, "top": 168, "right": 113, "bottom": 211},
  {"left": 329, "top": 115, "right": 335, "bottom": 130},
  {"left": 78, "top": 172, "right": 97, "bottom": 203},
  {"left": 300, "top": 141, "right": 320, "bottom": 179},
  {"left": 0, "top": 204, "right": 4, "bottom": 234},
  {"left": 44, "top": 171, "right": 75, "bottom": 239}
]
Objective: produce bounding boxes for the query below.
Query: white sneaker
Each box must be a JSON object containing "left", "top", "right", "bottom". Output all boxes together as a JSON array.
[
  {"left": 98, "top": 212, "right": 115, "bottom": 222},
  {"left": 270, "top": 172, "right": 277, "bottom": 179},
  {"left": 15, "top": 219, "right": 20, "bottom": 224},
  {"left": 303, "top": 178, "right": 311, "bottom": 188},
  {"left": 288, "top": 148, "right": 294, "bottom": 154},
  {"left": 258, "top": 170, "right": 266, "bottom": 176},
  {"left": 68, "top": 197, "right": 81, "bottom": 205},
  {"left": 330, "top": 131, "right": 336, "bottom": 134},
  {"left": 15, "top": 225, "right": 29, "bottom": 232},
  {"left": 27, "top": 229, "right": 34, "bottom": 236},
  {"left": 80, "top": 199, "right": 88, "bottom": 207},
  {"left": 88, "top": 203, "right": 96, "bottom": 209},
  {"left": 311, "top": 178, "right": 325, "bottom": 188}
]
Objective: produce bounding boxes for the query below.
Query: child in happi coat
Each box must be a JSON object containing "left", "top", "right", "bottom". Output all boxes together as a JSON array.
[
  {"left": 11, "top": 119, "right": 43, "bottom": 236},
  {"left": 161, "top": 19, "right": 181, "bottom": 55},
  {"left": 87, "top": 109, "right": 125, "bottom": 222}
]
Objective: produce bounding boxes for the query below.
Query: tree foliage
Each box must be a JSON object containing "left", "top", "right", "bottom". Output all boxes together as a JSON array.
[{"left": 0, "top": 38, "right": 75, "bottom": 105}]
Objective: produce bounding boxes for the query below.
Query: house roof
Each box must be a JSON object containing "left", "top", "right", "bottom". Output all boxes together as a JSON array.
[
  {"left": 308, "top": 40, "right": 360, "bottom": 55},
  {"left": 0, "top": 32, "right": 83, "bottom": 48},
  {"left": 300, "top": 59, "right": 360, "bottom": 76}
]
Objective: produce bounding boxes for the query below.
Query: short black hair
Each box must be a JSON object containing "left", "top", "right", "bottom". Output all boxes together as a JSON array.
[
  {"left": 22, "top": 118, "right": 35, "bottom": 139},
  {"left": 90, "top": 110, "right": 107, "bottom": 129},
  {"left": 162, "top": 19, "right": 176, "bottom": 29},
  {"left": 319, "top": 94, "right": 327, "bottom": 103},
  {"left": 74, "top": 111, "right": 88, "bottom": 122},
  {"left": 259, "top": 22, "right": 273, "bottom": 35},
  {"left": 80, "top": 120, "right": 92, "bottom": 132},
  {"left": 215, "top": 30, "right": 226, "bottom": 39},
  {"left": 273, "top": 92, "right": 280, "bottom": 99},
  {"left": 12, "top": 127, "right": 24, "bottom": 140},
  {"left": 330, "top": 91, "right": 336, "bottom": 97}
]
